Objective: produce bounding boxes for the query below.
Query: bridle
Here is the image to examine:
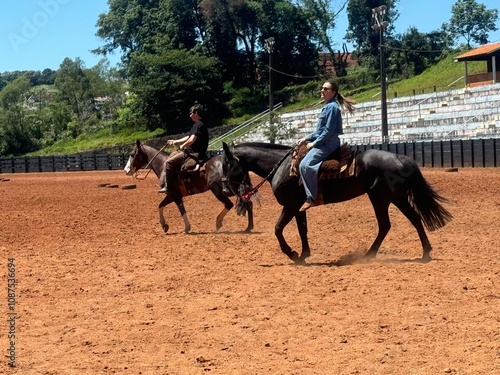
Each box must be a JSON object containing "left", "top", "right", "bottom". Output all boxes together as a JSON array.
[
  {"left": 223, "top": 146, "right": 295, "bottom": 201},
  {"left": 221, "top": 156, "right": 251, "bottom": 197},
  {"left": 132, "top": 146, "right": 164, "bottom": 180}
]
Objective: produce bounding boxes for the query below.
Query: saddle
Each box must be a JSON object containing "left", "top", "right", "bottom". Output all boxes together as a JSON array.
[
  {"left": 169, "top": 150, "right": 206, "bottom": 195},
  {"left": 290, "top": 141, "right": 355, "bottom": 180}
]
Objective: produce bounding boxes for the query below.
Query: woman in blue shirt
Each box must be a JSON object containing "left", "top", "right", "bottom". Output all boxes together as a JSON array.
[{"left": 298, "top": 81, "right": 355, "bottom": 211}]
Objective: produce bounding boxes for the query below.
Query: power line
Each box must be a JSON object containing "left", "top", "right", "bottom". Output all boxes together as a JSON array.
[
  {"left": 269, "top": 66, "right": 321, "bottom": 79},
  {"left": 386, "top": 46, "right": 448, "bottom": 54}
]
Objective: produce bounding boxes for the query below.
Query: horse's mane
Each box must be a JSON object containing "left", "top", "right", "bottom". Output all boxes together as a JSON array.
[
  {"left": 235, "top": 142, "right": 292, "bottom": 150},
  {"left": 139, "top": 142, "right": 170, "bottom": 158}
]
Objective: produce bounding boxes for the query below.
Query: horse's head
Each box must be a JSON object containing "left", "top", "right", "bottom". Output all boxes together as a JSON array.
[
  {"left": 124, "top": 140, "right": 149, "bottom": 175},
  {"left": 221, "top": 142, "right": 247, "bottom": 196}
]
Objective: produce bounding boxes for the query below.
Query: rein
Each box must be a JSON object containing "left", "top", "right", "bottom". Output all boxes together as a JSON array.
[
  {"left": 134, "top": 146, "right": 165, "bottom": 180},
  {"left": 241, "top": 147, "right": 295, "bottom": 200}
]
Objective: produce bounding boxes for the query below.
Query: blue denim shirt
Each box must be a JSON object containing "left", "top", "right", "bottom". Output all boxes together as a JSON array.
[{"left": 304, "top": 99, "right": 342, "bottom": 147}]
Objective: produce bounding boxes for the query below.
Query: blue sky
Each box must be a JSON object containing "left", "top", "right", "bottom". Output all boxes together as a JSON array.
[
  {"left": 1, "top": 0, "right": 499, "bottom": 73},
  {"left": 332, "top": 0, "right": 500, "bottom": 49},
  {"left": 0, "top": 1, "right": 119, "bottom": 72}
]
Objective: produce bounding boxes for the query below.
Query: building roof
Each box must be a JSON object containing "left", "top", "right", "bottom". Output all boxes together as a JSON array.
[{"left": 455, "top": 42, "right": 500, "bottom": 62}]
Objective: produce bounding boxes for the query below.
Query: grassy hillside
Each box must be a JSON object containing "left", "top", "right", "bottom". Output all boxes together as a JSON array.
[
  {"left": 29, "top": 128, "right": 165, "bottom": 156},
  {"left": 353, "top": 53, "right": 483, "bottom": 103}
]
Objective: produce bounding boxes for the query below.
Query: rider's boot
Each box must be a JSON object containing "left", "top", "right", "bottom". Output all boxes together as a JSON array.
[{"left": 158, "top": 174, "right": 168, "bottom": 193}]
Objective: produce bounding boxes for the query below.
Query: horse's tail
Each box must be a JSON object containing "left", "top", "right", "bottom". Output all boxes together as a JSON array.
[{"left": 401, "top": 158, "right": 453, "bottom": 231}]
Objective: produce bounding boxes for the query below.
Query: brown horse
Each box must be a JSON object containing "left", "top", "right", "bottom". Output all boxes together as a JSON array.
[{"left": 124, "top": 140, "right": 254, "bottom": 234}]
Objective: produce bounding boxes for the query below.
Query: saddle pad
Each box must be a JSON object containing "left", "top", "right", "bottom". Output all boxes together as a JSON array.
[{"left": 290, "top": 142, "right": 354, "bottom": 179}]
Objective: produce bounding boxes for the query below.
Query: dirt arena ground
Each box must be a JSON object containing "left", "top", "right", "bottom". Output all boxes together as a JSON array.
[{"left": 0, "top": 167, "right": 499, "bottom": 374}]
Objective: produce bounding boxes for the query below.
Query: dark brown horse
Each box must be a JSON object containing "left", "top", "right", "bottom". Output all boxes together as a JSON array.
[
  {"left": 124, "top": 140, "right": 253, "bottom": 234},
  {"left": 221, "top": 142, "right": 453, "bottom": 264}
]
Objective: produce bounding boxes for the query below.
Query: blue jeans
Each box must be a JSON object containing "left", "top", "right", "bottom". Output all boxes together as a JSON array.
[{"left": 299, "top": 136, "right": 340, "bottom": 201}]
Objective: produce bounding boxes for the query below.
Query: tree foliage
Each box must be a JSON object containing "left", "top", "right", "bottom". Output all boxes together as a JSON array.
[
  {"left": 128, "top": 49, "right": 226, "bottom": 132},
  {"left": 0, "top": 59, "right": 126, "bottom": 155},
  {"left": 4, "top": 0, "right": 498, "bottom": 156},
  {"left": 94, "top": 0, "right": 325, "bottom": 133},
  {"left": 389, "top": 27, "right": 453, "bottom": 77},
  {"left": 298, "top": 0, "right": 342, "bottom": 55},
  {"left": 346, "top": 0, "right": 399, "bottom": 56},
  {"left": 447, "top": 0, "right": 498, "bottom": 48},
  {"left": 0, "top": 76, "right": 39, "bottom": 154}
]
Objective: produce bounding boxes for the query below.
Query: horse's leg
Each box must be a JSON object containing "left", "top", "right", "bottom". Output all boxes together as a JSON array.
[
  {"left": 392, "top": 197, "right": 432, "bottom": 262},
  {"left": 275, "top": 207, "right": 302, "bottom": 263},
  {"left": 295, "top": 211, "right": 310, "bottom": 261},
  {"left": 245, "top": 201, "right": 254, "bottom": 233},
  {"left": 210, "top": 185, "right": 234, "bottom": 231},
  {"left": 173, "top": 195, "right": 191, "bottom": 234},
  {"left": 158, "top": 194, "right": 176, "bottom": 233},
  {"left": 365, "top": 193, "right": 391, "bottom": 259},
  {"left": 215, "top": 207, "right": 230, "bottom": 231}
]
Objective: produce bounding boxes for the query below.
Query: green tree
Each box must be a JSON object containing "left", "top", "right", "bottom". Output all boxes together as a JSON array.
[
  {"left": 389, "top": 27, "right": 453, "bottom": 77},
  {"left": 40, "top": 68, "right": 57, "bottom": 85},
  {"left": 95, "top": 0, "right": 200, "bottom": 64},
  {"left": 0, "top": 76, "right": 37, "bottom": 155},
  {"left": 263, "top": 112, "right": 298, "bottom": 143},
  {"left": 128, "top": 49, "right": 225, "bottom": 132},
  {"left": 345, "top": 0, "right": 399, "bottom": 70},
  {"left": 86, "top": 59, "right": 127, "bottom": 124},
  {"left": 54, "top": 58, "right": 95, "bottom": 122},
  {"left": 200, "top": 0, "right": 261, "bottom": 85},
  {"left": 298, "top": 0, "right": 349, "bottom": 56},
  {"left": 95, "top": 0, "right": 325, "bottom": 120},
  {"left": 447, "top": 0, "right": 498, "bottom": 48},
  {"left": 260, "top": 0, "right": 319, "bottom": 87},
  {"left": 297, "top": 0, "right": 354, "bottom": 77},
  {"left": 40, "top": 102, "right": 73, "bottom": 145}
]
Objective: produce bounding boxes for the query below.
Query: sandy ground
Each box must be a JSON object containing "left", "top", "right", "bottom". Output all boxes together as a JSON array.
[{"left": 0, "top": 167, "right": 499, "bottom": 374}]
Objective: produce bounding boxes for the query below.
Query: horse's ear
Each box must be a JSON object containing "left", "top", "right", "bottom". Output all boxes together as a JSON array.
[
  {"left": 223, "top": 142, "right": 240, "bottom": 162},
  {"left": 222, "top": 142, "right": 233, "bottom": 160},
  {"left": 136, "top": 139, "right": 141, "bottom": 147}
]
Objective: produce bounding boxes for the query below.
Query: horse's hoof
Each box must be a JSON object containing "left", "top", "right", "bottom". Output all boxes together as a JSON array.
[
  {"left": 299, "top": 251, "right": 310, "bottom": 260},
  {"left": 288, "top": 251, "right": 306, "bottom": 264},
  {"left": 364, "top": 251, "right": 377, "bottom": 259},
  {"left": 162, "top": 225, "right": 169, "bottom": 233},
  {"left": 297, "top": 254, "right": 309, "bottom": 264},
  {"left": 421, "top": 254, "right": 432, "bottom": 263},
  {"left": 294, "top": 257, "right": 307, "bottom": 265}
]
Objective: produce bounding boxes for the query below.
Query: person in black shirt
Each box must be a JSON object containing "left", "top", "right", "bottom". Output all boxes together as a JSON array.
[{"left": 158, "top": 104, "right": 209, "bottom": 193}]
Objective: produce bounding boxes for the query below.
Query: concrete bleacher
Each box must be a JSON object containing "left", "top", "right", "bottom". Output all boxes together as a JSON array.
[{"left": 236, "top": 82, "right": 500, "bottom": 145}]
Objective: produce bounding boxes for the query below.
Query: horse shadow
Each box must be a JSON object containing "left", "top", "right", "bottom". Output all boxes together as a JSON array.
[
  {"left": 260, "top": 253, "right": 450, "bottom": 268},
  {"left": 165, "top": 230, "right": 260, "bottom": 235}
]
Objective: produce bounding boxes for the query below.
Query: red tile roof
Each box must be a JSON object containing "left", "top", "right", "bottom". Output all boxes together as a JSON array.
[{"left": 455, "top": 42, "right": 500, "bottom": 61}]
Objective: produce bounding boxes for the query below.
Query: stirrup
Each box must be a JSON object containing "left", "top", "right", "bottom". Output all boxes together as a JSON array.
[{"left": 299, "top": 199, "right": 315, "bottom": 212}]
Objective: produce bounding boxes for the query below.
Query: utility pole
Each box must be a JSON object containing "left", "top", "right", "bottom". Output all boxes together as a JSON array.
[
  {"left": 372, "top": 6, "right": 389, "bottom": 143},
  {"left": 264, "top": 37, "right": 275, "bottom": 127}
]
